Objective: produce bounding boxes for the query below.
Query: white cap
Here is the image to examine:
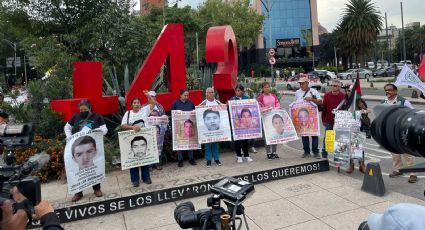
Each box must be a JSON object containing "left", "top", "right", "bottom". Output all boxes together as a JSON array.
[{"left": 148, "top": 91, "right": 156, "bottom": 97}]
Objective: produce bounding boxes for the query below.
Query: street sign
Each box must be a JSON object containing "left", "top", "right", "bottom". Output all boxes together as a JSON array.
[
  {"left": 6, "top": 57, "right": 21, "bottom": 67},
  {"left": 269, "top": 57, "right": 276, "bottom": 65},
  {"left": 268, "top": 48, "right": 275, "bottom": 57}
]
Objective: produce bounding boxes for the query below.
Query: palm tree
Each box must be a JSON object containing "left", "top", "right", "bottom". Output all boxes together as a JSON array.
[{"left": 337, "top": 0, "right": 383, "bottom": 67}]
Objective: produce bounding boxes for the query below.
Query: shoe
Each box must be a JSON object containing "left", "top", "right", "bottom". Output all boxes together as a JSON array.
[
  {"left": 273, "top": 153, "right": 280, "bottom": 159},
  {"left": 206, "top": 160, "right": 212, "bottom": 167},
  {"left": 313, "top": 154, "right": 321, "bottom": 159},
  {"left": 214, "top": 160, "right": 222, "bottom": 166},
  {"left": 346, "top": 160, "right": 355, "bottom": 174},
  {"left": 178, "top": 161, "right": 183, "bottom": 167},
  {"left": 94, "top": 190, "right": 103, "bottom": 197},
  {"left": 154, "top": 165, "right": 163, "bottom": 170},
  {"left": 250, "top": 147, "right": 258, "bottom": 153},
  {"left": 408, "top": 175, "right": 418, "bottom": 183},
  {"left": 144, "top": 178, "right": 152, "bottom": 184},
  {"left": 189, "top": 159, "right": 197, "bottom": 166},
  {"left": 244, "top": 157, "right": 253, "bottom": 162},
  {"left": 132, "top": 182, "right": 140, "bottom": 187},
  {"left": 267, "top": 154, "right": 273, "bottom": 160},
  {"left": 237, "top": 157, "right": 243, "bottom": 163},
  {"left": 389, "top": 171, "right": 403, "bottom": 178},
  {"left": 302, "top": 154, "right": 310, "bottom": 158},
  {"left": 359, "top": 161, "right": 366, "bottom": 173},
  {"left": 71, "top": 193, "right": 83, "bottom": 202}
]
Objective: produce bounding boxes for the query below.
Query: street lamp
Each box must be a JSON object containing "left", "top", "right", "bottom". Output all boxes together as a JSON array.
[
  {"left": 260, "top": 0, "right": 275, "bottom": 86},
  {"left": 2, "top": 39, "right": 17, "bottom": 79}
]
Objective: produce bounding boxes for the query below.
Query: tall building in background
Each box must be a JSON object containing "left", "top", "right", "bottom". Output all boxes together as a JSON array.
[{"left": 140, "top": 0, "right": 166, "bottom": 15}]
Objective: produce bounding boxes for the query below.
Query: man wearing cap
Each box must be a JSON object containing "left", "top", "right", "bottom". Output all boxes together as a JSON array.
[
  {"left": 321, "top": 80, "right": 345, "bottom": 158},
  {"left": 294, "top": 75, "right": 323, "bottom": 158}
]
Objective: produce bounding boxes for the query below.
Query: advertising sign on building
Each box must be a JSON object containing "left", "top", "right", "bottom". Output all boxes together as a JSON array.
[{"left": 276, "top": 38, "right": 301, "bottom": 48}]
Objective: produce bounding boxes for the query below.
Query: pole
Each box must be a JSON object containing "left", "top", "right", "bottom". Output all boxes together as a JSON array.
[
  {"left": 400, "top": 2, "right": 406, "bottom": 62},
  {"left": 385, "top": 12, "right": 390, "bottom": 64},
  {"left": 13, "top": 43, "right": 17, "bottom": 79},
  {"left": 23, "top": 55, "right": 27, "bottom": 86},
  {"left": 196, "top": 32, "right": 199, "bottom": 79},
  {"left": 267, "top": 1, "right": 274, "bottom": 86},
  {"left": 334, "top": 46, "right": 338, "bottom": 74}
]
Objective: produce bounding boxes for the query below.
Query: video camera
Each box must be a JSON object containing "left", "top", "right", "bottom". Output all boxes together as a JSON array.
[
  {"left": 0, "top": 123, "right": 48, "bottom": 221},
  {"left": 174, "top": 177, "right": 254, "bottom": 230}
]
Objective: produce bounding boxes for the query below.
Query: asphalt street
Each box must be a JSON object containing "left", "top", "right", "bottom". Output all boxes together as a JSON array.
[{"left": 279, "top": 96, "right": 425, "bottom": 201}]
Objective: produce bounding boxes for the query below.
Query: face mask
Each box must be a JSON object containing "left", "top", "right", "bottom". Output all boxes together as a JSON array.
[{"left": 80, "top": 111, "right": 89, "bottom": 118}]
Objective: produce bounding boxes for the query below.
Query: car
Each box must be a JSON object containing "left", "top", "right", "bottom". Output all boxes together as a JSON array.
[
  {"left": 286, "top": 74, "right": 322, "bottom": 90},
  {"left": 372, "top": 67, "right": 397, "bottom": 77},
  {"left": 393, "top": 63, "right": 404, "bottom": 70},
  {"left": 338, "top": 68, "right": 372, "bottom": 79},
  {"left": 309, "top": 70, "right": 337, "bottom": 83}
]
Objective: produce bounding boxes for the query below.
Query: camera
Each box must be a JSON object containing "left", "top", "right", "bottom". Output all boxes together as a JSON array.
[
  {"left": 174, "top": 177, "right": 254, "bottom": 230},
  {"left": 370, "top": 105, "right": 425, "bottom": 157},
  {"left": 0, "top": 123, "right": 47, "bottom": 221}
]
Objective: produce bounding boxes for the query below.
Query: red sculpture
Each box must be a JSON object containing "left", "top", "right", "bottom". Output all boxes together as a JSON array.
[
  {"left": 206, "top": 26, "right": 238, "bottom": 102},
  {"left": 51, "top": 24, "right": 237, "bottom": 121}
]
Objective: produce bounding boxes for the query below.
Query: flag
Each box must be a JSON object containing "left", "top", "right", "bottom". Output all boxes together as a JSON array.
[
  {"left": 419, "top": 54, "right": 425, "bottom": 81},
  {"left": 347, "top": 76, "right": 361, "bottom": 115},
  {"left": 395, "top": 64, "right": 425, "bottom": 95}
]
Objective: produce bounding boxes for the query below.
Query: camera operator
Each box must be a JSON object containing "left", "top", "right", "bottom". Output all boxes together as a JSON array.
[
  {"left": 381, "top": 84, "right": 417, "bottom": 183},
  {"left": 0, "top": 187, "right": 62, "bottom": 230}
]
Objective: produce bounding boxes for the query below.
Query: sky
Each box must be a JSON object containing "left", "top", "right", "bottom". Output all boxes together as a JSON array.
[{"left": 136, "top": 0, "right": 424, "bottom": 32}]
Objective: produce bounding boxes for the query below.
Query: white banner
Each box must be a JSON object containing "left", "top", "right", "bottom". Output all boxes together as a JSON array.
[
  {"left": 171, "top": 110, "right": 201, "bottom": 150},
  {"left": 228, "top": 99, "right": 262, "bottom": 140},
  {"left": 395, "top": 64, "right": 425, "bottom": 95},
  {"left": 195, "top": 105, "right": 232, "bottom": 144},
  {"left": 64, "top": 130, "right": 105, "bottom": 194},
  {"left": 262, "top": 109, "right": 298, "bottom": 145},
  {"left": 118, "top": 127, "right": 159, "bottom": 170}
]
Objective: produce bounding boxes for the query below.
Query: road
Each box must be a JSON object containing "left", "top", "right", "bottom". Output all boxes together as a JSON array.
[{"left": 279, "top": 96, "right": 425, "bottom": 200}]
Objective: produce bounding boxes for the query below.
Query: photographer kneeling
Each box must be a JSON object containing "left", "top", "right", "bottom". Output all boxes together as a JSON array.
[{"left": 0, "top": 187, "right": 62, "bottom": 230}]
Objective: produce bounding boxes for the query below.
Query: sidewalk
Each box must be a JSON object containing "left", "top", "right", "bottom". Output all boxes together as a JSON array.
[{"left": 39, "top": 144, "right": 425, "bottom": 230}]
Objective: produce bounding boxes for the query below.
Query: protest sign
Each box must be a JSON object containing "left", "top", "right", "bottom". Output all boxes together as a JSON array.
[
  {"left": 325, "top": 130, "right": 335, "bottom": 153},
  {"left": 64, "top": 130, "right": 105, "bottom": 194},
  {"left": 118, "top": 127, "right": 159, "bottom": 170},
  {"left": 146, "top": 115, "right": 168, "bottom": 155},
  {"left": 195, "top": 105, "right": 232, "bottom": 144},
  {"left": 262, "top": 109, "right": 298, "bottom": 145},
  {"left": 171, "top": 110, "right": 201, "bottom": 150},
  {"left": 351, "top": 131, "right": 366, "bottom": 159},
  {"left": 228, "top": 99, "right": 262, "bottom": 140},
  {"left": 333, "top": 128, "right": 351, "bottom": 170},
  {"left": 289, "top": 100, "right": 320, "bottom": 136}
]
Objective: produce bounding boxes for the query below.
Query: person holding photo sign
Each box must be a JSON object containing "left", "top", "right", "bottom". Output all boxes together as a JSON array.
[
  {"left": 257, "top": 82, "right": 281, "bottom": 160},
  {"left": 199, "top": 87, "right": 223, "bottom": 167},
  {"left": 121, "top": 93, "right": 154, "bottom": 187},
  {"left": 64, "top": 99, "right": 107, "bottom": 202},
  {"left": 294, "top": 76, "right": 322, "bottom": 159}
]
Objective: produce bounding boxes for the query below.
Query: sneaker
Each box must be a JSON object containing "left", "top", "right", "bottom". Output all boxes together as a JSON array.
[
  {"left": 408, "top": 175, "right": 418, "bottom": 183},
  {"left": 244, "top": 157, "right": 253, "bottom": 162},
  {"left": 132, "top": 182, "right": 140, "bottom": 187},
  {"left": 214, "top": 160, "right": 222, "bottom": 166},
  {"left": 189, "top": 159, "right": 197, "bottom": 166},
  {"left": 72, "top": 193, "right": 83, "bottom": 202},
  {"left": 250, "top": 147, "right": 258, "bottom": 153},
  {"left": 154, "top": 165, "right": 163, "bottom": 170},
  {"left": 302, "top": 154, "right": 310, "bottom": 158},
  {"left": 144, "top": 178, "right": 152, "bottom": 184},
  {"left": 237, "top": 157, "right": 243, "bottom": 163},
  {"left": 206, "top": 160, "right": 212, "bottom": 167},
  {"left": 94, "top": 190, "right": 103, "bottom": 197},
  {"left": 313, "top": 154, "right": 321, "bottom": 159},
  {"left": 389, "top": 171, "right": 403, "bottom": 178},
  {"left": 267, "top": 154, "right": 273, "bottom": 160},
  {"left": 178, "top": 161, "right": 183, "bottom": 167},
  {"left": 273, "top": 153, "right": 280, "bottom": 159}
]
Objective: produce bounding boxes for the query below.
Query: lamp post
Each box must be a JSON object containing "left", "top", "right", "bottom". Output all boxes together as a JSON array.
[
  {"left": 2, "top": 39, "right": 17, "bottom": 78},
  {"left": 260, "top": 0, "right": 274, "bottom": 86},
  {"left": 400, "top": 2, "right": 406, "bottom": 62}
]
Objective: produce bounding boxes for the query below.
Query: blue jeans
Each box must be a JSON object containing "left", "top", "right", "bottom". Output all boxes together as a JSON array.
[
  {"left": 130, "top": 166, "right": 150, "bottom": 183},
  {"left": 301, "top": 136, "right": 319, "bottom": 155},
  {"left": 177, "top": 150, "right": 193, "bottom": 161},
  {"left": 205, "top": 143, "right": 219, "bottom": 161},
  {"left": 322, "top": 123, "right": 334, "bottom": 158}
]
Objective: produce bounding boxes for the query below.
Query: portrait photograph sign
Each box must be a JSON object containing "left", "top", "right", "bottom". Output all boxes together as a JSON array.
[
  {"left": 289, "top": 100, "right": 320, "bottom": 136},
  {"left": 171, "top": 110, "right": 201, "bottom": 150},
  {"left": 333, "top": 128, "right": 351, "bottom": 170},
  {"left": 118, "top": 127, "right": 159, "bottom": 170},
  {"left": 146, "top": 115, "right": 169, "bottom": 155},
  {"left": 262, "top": 109, "right": 298, "bottom": 145},
  {"left": 195, "top": 105, "right": 232, "bottom": 144},
  {"left": 228, "top": 99, "right": 262, "bottom": 140},
  {"left": 64, "top": 130, "right": 105, "bottom": 194}
]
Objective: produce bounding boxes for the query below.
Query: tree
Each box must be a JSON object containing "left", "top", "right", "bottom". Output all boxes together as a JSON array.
[{"left": 337, "top": 0, "right": 383, "bottom": 66}]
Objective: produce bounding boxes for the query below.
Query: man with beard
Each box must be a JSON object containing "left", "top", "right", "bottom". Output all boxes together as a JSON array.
[{"left": 382, "top": 83, "right": 417, "bottom": 183}]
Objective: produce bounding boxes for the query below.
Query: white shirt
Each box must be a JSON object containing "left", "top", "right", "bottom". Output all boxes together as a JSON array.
[
  {"left": 199, "top": 99, "right": 222, "bottom": 106},
  {"left": 294, "top": 88, "right": 322, "bottom": 101},
  {"left": 121, "top": 106, "right": 151, "bottom": 125}
]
